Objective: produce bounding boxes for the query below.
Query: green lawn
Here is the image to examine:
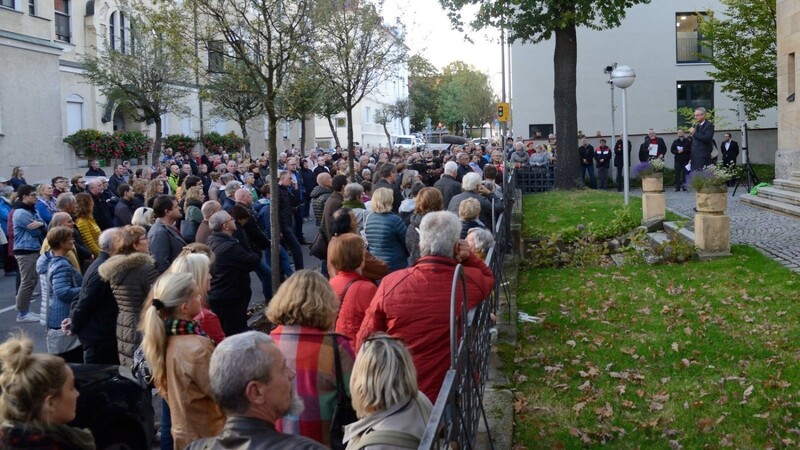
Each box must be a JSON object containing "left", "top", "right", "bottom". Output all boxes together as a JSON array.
[
  {"left": 523, "top": 190, "right": 684, "bottom": 239},
  {"left": 508, "top": 192, "right": 800, "bottom": 448}
]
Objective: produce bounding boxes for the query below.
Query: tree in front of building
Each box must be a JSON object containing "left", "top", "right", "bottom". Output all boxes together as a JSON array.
[
  {"left": 317, "top": 86, "right": 346, "bottom": 149},
  {"left": 408, "top": 54, "right": 441, "bottom": 133},
  {"left": 195, "top": 0, "right": 314, "bottom": 292},
  {"left": 310, "top": 0, "right": 407, "bottom": 180},
  {"left": 276, "top": 65, "right": 326, "bottom": 157},
  {"left": 374, "top": 107, "right": 395, "bottom": 150},
  {"left": 698, "top": 0, "right": 776, "bottom": 120},
  {"left": 439, "top": 0, "right": 650, "bottom": 189},
  {"left": 436, "top": 62, "right": 497, "bottom": 137},
  {"left": 81, "top": 0, "right": 195, "bottom": 162},
  {"left": 202, "top": 59, "right": 266, "bottom": 156},
  {"left": 389, "top": 98, "right": 410, "bottom": 134}
]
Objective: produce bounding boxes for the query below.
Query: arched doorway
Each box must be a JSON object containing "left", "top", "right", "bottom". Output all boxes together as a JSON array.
[{"left": 112, "top": 107, "right": 126, "bottom": 131}]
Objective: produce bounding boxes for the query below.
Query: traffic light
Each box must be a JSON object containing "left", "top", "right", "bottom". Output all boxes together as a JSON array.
[{"left": 497, "top": 102, "right": 510, "bottom": 122}]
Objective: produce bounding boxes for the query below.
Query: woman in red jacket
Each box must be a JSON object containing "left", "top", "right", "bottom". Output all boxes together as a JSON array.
[{"left": 328, "top": 234, "right": 377, "bottom": 341}]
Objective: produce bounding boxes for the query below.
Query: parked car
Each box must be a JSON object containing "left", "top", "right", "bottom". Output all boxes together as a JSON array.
[
  {"left": 394, "top": 134, "right": 425, "bottom": 151},
  {"left": 69, "top": 364, "right": 155, "bottom": 450}
]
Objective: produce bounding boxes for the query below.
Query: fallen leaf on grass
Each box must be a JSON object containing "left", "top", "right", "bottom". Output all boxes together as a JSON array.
[
  {"left": 671, "top": 342, "right": 679, "bottom": 352},
  {"left": 577, "top": 380, "right": 591, "bottom": 391},
  {"left": 513, "top": 392, "right": 528, "bottom": 414},
  {"left": 649, "top": 402, "right": 664, "bottom": 411},
  {"left": 566, "top": 340, "right": 576, "bottom": 348},
  {"left": 697, "top": 417, "right": 715, "bottom": 433},
  {"left": 573, "top": 401, "right": 586, "bottom": 415},
  {"left": 743, "top": 384, "right": 754, "bottom": 403}
]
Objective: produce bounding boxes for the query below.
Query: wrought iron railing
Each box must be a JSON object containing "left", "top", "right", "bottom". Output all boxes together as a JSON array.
[
  {"left": 418, "top": 169, "right": 516, "bottom": 450},
  {"left": 515, "top": 165, "right": 555, "bottom": 194}
]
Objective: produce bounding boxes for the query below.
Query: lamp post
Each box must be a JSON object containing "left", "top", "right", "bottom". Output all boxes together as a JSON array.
[
  {"left": 604, "top": 63, "right": 617, "bottom": 157},
  {"left": 611, "top": 65, "right": 636, "bottom": 205}
]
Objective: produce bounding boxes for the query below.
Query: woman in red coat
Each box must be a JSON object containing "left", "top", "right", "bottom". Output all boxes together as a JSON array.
[{"left": 328, "top": 234, "right": 377, "bottom": 341}]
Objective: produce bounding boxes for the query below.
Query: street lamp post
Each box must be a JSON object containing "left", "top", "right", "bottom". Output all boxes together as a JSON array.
[
  {"left": 604, "top": 63, "right": 617, "bottom": 157},
  {"left": 611, "top": 65, "right": 636, "bottom": 206}
]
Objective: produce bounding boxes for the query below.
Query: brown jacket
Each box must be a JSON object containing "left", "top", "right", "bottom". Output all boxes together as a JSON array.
[
  {"left": 165, "top": 334, "right": 226, "bottom": 449},
  {"left": 98, "top": 252, "right": 159, "bottom": 367}
]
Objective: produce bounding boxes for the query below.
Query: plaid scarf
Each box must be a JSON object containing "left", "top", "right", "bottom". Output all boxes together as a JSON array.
[{"left": 165, "top": 319, "right": 215, "bottom": 346}]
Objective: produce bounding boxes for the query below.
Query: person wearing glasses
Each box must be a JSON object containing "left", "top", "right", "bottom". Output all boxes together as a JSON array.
[
  {"left": 51, "top": 176, "right": 70, "bottom": 198},
  {"left": 69, "top": 175, "right": 86, "bottom": 195},
  {"left": 11, "top": 185, "right": 46, "bottom": 323},
  {"left": 689, "top": 107, "right": 715, "bottom": 172},
  {"left": 206, "top": 210, "right": 261, "bottom": 336}
]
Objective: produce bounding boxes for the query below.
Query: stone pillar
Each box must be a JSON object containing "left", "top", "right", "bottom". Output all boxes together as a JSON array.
[
  {"left": 641, "top": 175, "right": 665, "bottom": 223},
  {"left": 694, "top": 190, "right": 731, "bottom": 256}
]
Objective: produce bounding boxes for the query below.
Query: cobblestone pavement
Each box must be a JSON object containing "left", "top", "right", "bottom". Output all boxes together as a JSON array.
[{"left": 629, "top": 187, "right": 800, "bottom": 273}]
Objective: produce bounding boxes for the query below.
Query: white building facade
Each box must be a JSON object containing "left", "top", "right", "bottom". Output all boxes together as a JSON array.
[
  {"left": 313, "top": 63, "right": 409, "bottom": 150},
  {"left": 0, "top": 0, "right": 311, "bottom": 182},
  {"left": 510, "top": 0, "right": 777, "bottom": 161}
]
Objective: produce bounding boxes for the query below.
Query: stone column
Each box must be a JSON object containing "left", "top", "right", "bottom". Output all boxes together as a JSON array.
[
  {"left": 694, "top": 189, "right": 731, "bottom": 256},
  {"left": 641, "top": 174, "right": 665, "bottom": 223}
]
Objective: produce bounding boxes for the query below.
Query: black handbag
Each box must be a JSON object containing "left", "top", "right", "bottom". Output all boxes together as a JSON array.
[
  {"left": 330, "top": 336, "right": 358, "bottom": 450},
  {"left": 310, "top": 229, "right": 328, "bottom": 259}
]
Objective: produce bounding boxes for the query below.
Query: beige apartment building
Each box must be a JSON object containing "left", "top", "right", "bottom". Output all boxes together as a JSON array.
[{"left": 0, "top": 0, "right": 312, "bottom": 182}]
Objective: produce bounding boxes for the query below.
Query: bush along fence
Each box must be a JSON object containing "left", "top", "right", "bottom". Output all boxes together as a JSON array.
[{"left": 419, "top": 169, "right": 515, "bottom": 450}]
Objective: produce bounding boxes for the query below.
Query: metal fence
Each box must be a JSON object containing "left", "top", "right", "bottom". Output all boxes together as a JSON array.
[
  {"left": 418, "top": 170, "right": 515, "bottom": 450},
  {"left": 515, "top": 165, "right": 555, "bottom": 194}
]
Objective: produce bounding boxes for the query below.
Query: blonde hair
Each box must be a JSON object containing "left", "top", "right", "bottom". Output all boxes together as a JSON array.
[
  {"left": 266, "top": 270, "right": 338, "bottom": 330},
  {"left": 371, "top": 188, "right": 394, "bottom": 213},
  {"left": 185, "top": 185, "right": 204, "bottom": 203},
  {"left": 350, "top": 333, "right": 418, "bottom": 418},
  {"left": 0, "top": 334, "right": 67, "bottom": 423},
  {"left": 140, "top": 272, "right": 199, "bottom": 396},
  {"left": 168, "top": 253, "right": 211, "bottom": 300},
  {"left": 458, "top": 198, "right": 481, "bottom": 221}
]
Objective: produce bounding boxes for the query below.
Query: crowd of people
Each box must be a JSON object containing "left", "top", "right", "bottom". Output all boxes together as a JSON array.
[{"left": 0, "top": 138, "right": 507, "bottom": 449}]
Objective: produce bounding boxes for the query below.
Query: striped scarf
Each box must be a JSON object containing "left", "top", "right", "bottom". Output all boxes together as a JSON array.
[{"left": 165, "top": 319, "right": 215, "bottom": 346}]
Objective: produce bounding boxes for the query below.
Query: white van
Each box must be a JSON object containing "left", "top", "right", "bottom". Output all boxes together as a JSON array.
[{"left": 393, "top": 135, "right": 424, "bottom": 150}]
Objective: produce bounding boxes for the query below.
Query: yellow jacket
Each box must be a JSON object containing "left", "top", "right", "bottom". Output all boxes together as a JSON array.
[{"left": 75, "top": 216, "right": 101, "bottom": 257}]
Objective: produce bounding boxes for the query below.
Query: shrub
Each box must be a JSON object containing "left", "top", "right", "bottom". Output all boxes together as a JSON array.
[
  {"left": 164, "top": 134, "right": 197, "bottom": 155},
  {"left": 115, "top": 130, "right": 152, "bottom": 159},
  {"left": 63, "top": 129, "right": 104, "bottom": 156},
  {"left": 64, "top": 129, "right": 151, "bottom": 160}
]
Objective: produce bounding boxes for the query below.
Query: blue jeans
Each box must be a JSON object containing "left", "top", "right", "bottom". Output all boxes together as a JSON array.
[
  {"left": 580, "top": 165, "right": 597, "bottom": 189},
  {"left": 254, "top": 260, "right": 273, "bottom": 300},
  {"left": 263, "top": 247, "right": 293, "bottom": 280},
  {"left": 161, "top": 398, "right": 173, "bottom": 450}
]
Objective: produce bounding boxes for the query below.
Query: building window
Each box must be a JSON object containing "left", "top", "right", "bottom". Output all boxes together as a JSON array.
[
  {"left": 110, "top": 11, "right": 131, "bottom": 53},
  {"left": 54, "top": 0, "right": 70, "bottom": 42},
  {"left": 528, "top": 124, "right": 553, "bottom": 139},
  {"left": 28, "top": 0, "right": 34, "bottom": 14},
  {"left": 676, "top": 13, "right": 711, "bottom": 63},
  {"left": 676, "top": 81, "right": 714, "bottom": 127},
  {"left": 208, "top": 40, "right": 225, "bottom": 73},
  {"left": 0, "top": 0, "right": 14, "bottom": 9},
  {"left": 66, "top": 94, "right": 84, "bottom": 134},
  {"left": 365, "top": 106, "right": 372, "bottom": 124}
]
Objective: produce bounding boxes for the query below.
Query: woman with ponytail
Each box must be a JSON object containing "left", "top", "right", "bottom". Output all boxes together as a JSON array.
[
  {"left": 139, "top": 272, "right": 225, "bottom": 449},
  {"left": 0, "top": 335, "right": 95, "bottom": 449}
]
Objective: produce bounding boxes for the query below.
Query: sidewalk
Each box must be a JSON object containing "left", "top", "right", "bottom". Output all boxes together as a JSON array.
[{"left": 629, "top": 187, "right": 800, "bottom": 273}]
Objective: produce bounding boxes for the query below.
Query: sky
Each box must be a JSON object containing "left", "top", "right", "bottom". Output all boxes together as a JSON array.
[{"left": 382, "top": 0, "right": 508, "bottom": 95}]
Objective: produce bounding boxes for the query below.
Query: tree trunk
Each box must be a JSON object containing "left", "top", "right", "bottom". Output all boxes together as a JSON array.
[
  {"left": 299, "top": 116, "right": 307, "bottom": 158},
  {"left": 383, "top": 123, "right": 393, "bottom": 151},
  {"left": 326, "top": 115, "right": 341, "bottom": 148},
  {"left": 267, "top": 108, "right": 281, "bottom": 294},
  {"left": 152, "top": 118, "right": 163, "bottom": 164},
  {"left": 239, "top": 116, "right": 251, "bottom": 156},
  {"left": 400, "top": 118, "right": 406, "bottom": 134},
  {"left": 346, "top": 105, "right": 356, "bottom": 182},
  {"left": 553, "top": 25, "right": 579, "bottom": 189}
]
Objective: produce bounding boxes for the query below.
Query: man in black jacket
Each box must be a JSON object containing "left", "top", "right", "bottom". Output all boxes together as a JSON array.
[
  {"left": 114, "top": 184, "right": 135, "bottom": 226},
  {"left": 671, "top": 129, "right": 692, "bottom": 191},
  {"left": 690, "top": 107, "right": 715, "bottom": 171},
  {"left": 613, "top": 135, "right": 632, "bottom": 192},
  {"left": 207, "top": 211, "right": 262, "bottom": 336},
  {"left": 434, "top": 161, "right": 463, "bottom": 208},
  {"left": 579, "top": 138, "right": 596, "bottom": 189},
  {"left": 373, "top": 163, "right": 402, "bottom": 213},
  {"left": 639, "top": 129, "right": 668, "bottom": 162},
  {"left": 277, "top": 171, "right": 304, "bottom": 270},
  {"left": 67, "top": 228, "right": 119, "bottom": 364}
]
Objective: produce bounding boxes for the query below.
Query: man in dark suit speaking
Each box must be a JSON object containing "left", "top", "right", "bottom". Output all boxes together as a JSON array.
[{"left": 689, "top": 107, "right": 715, "bottom": 171}]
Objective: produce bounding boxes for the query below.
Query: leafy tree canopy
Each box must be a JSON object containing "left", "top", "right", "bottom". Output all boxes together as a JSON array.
[{"left": 699, "top": 0, "right": 777, "bottom": 120}]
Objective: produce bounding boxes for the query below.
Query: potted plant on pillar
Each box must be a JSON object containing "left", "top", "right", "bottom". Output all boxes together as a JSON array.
[
  {"left": 689, "top": 164, "right": 738, "bottom": 213},
  {"left": 631, "top": 158, "right": 666, "bottom": 192}
]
